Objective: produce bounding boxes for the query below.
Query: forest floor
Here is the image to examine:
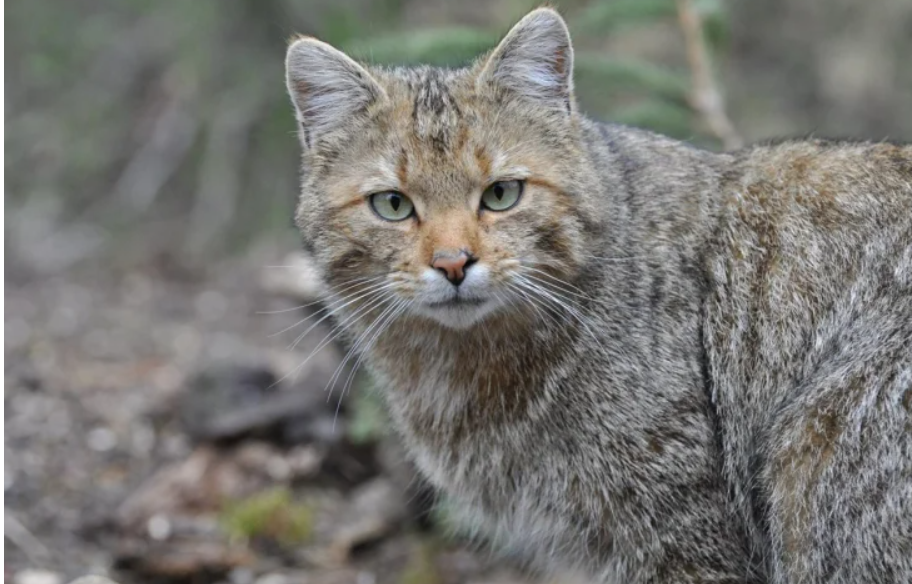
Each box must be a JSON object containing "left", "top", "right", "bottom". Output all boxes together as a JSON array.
[{"left": 4, "top": 244, "right": 551, "bottom": 584}]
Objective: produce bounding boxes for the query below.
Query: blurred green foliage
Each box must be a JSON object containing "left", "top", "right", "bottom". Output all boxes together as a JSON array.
[
  {"left": 6, "top": 0, "right": 729, "bottom": 266},
  {"left": 340, "top": 0, "right": 729, "bottom": 142},
  {"left": 347, "top": 372, "right": 392, "bottom": 445},
  {"left": 398, "top": 540, "right": 444, "bottom": 584},
  {"left": 219, "top": 487, "right": 315, "bottom": 546}
]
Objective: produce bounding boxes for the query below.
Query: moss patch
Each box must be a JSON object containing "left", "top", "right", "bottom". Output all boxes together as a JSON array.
[{"left": 219, "top": 487, "right": 314, "bottom": 546}]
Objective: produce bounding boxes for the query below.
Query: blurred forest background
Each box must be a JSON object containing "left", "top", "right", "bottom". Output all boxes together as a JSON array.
[{"left": 5, "top": 1, "right": 912, "bottom": 583}]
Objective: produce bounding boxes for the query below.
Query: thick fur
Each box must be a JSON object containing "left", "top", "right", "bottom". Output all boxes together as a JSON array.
[{"left": 285, "top": 9, "right": 912, "bottom": 583}]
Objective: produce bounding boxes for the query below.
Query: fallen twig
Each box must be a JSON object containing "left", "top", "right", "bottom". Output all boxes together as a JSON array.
[
  {"left": 112, "top": 77, "right": 199, "bottom": 212},
  {"left": 676, "top": 0, "right": 744, "bottom": 150},
  {"left": 4, "top": 510, "right": 52, "bottom": 563},
  {"left": 185, "top": 93, "right": 261, "bottom": 256}
]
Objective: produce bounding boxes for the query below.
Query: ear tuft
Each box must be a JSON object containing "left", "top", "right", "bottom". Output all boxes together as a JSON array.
[
  {"left": 285, "top": 38, "right": 384, "bottom": 145},
  {"left": 477, "top": 8, "right": 574, "bottom": 112}
]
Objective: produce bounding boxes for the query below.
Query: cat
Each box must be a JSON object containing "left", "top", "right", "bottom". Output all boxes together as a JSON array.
[{"left": 284, "top": 8, "right": 912, "bottom": 583}]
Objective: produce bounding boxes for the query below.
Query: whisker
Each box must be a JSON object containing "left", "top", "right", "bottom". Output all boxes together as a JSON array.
[
  {"left": 521, "top": 267, "right": 595, "bottom": 302},
  {"left": 267, "top": 284, "right": 383, "bottom": 340},
  {"left": 521, "top": 275, "right": 600, "bottom": 322},
  {"left": 543, "top": 296, "right": 602, "bottom": 348},
  {"left": 513, "top": 277, "right": 604, "bottom": 349},
  {"left": 257, "top": 301, "right": 324, "bottom": 315},
  {"left": 506, "top": 281, "right": 565, "bottom": 330},
  {"left": 331, "top": 301, "right": 405, "bottom": 410},
  {"left": 279, "top": 280, "right": 392, "bottom": 344},
  {"left": 517, "top": 273, "right": 593, "bottom": 314},
  {"left": 263, "top": 277, "right": 386, "bottom": 333},
  {"left": 332, "top": 299, "right": 411, "bottom": 431},
  {"left": 289, "top": 282, "right": 395, "bottom": 350},
  {"left": 578, "top": 254, "right": 650, "bottom": 262},
  {"left": 324, "top": 275, "right": 385, "bottom": 296},
  {"left": 324, "top": 296, "right": 404, "bottom": 404},
  {"left": 268, "top": 292, "right": 397, "bottom": 391},
  {"left": 519, "top": 278, "right": 588, "bottom": 321},
  {"left": 268, "top": 307, "right": 330, "bottom": 338},
  {"left": 477, "top": 303, "right": 495, "bottom": 347}
]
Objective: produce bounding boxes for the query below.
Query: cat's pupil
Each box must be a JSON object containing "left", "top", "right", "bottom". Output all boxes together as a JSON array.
[
  {"left": 390, "top": 195, "right": 400, "bottom": 211},
  {"left": 494, "top": 185, "right": 504, "bottom": 199}
]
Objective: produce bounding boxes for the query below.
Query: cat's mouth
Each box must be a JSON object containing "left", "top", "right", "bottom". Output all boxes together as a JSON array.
[
  {"left": 418, "top": 294, "right": 497, "bottom": 329},
  {"left": 425, "top": 296, "right": 487, "bottom": 308},
  {"left": 414, "top": 290, "right": 501, "bottom": 329}
]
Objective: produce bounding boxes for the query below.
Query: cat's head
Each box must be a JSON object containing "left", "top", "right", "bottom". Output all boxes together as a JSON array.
[{"left": 285, "top": 8, "right": 600, "bottom": 330}]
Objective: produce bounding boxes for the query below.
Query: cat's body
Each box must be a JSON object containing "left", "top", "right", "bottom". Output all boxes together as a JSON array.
[{"left": 284, "top": 9, "right": 912, "bottom": 583}]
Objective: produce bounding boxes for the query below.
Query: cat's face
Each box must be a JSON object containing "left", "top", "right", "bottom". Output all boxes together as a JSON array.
[{"left": 286, "top": 9, "right": 598, "bottom": 329}]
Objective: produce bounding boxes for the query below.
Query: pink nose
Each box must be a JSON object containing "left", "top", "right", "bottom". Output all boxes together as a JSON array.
[{"left": 432, "top": 251, "right": 474, "bottom": 286}]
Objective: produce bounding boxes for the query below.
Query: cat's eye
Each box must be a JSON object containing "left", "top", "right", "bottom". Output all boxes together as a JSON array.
[
  {"left": 369, "top": 191, "right": 415, "bottom": 221},
  {"left": 481, "top": 180, "right": 524, "bottom": 212}
]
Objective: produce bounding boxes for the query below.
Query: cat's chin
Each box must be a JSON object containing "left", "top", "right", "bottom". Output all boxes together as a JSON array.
[{"left": 414, "top": 299, "right": 500, "bottom": 330}]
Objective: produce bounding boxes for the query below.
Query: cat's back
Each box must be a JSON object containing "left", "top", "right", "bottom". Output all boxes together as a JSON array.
[
  {"left": 725, "top": 139, "right": 911, "bottom": 237},
  {"left": 705, "top": 139, "right": 912, "bottom": 582},
  {"left": 707, "top": 139, "right": 911, "bottom": 378}
]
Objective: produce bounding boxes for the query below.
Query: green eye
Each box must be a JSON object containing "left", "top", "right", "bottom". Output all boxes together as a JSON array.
[
  {"left": 369, "top": 191, "right": 414, "bottom": 221},
  {"left": 481, "top": 180, "right": 524, "bottom": 212}
]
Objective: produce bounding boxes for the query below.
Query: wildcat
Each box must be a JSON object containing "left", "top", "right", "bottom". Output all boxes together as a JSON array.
[{"left": 283, "top": 8, "right": 912, "bottom": 583}]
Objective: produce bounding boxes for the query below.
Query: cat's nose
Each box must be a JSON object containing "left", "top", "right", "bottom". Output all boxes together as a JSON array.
[{"left": 431, "top": 250, "right": 477, "bottom": 286}]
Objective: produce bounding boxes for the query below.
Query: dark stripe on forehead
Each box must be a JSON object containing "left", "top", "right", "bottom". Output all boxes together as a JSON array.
[
  {"left": 396, "top": 148, "right": 409, "bottom": 186},
  {"left": 410, "top": 68, "right": 462, "bottom": 153}
]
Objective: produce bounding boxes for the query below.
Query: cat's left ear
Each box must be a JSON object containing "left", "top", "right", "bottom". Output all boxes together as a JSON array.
[{"left": 476, "top": 8, "right": 574, "bottom": 113}]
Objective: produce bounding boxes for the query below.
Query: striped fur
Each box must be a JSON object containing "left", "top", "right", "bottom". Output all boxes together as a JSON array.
[{"left": 285, "top": 8, "right": 912, "bottom": 583}]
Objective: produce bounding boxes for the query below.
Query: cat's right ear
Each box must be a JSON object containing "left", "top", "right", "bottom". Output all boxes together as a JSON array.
[
  {"left": 285, "top": 38, "right": 385, "bottom": 147},
  {"left": 476, "top": 8, "right": 575, "bottom": 113}
]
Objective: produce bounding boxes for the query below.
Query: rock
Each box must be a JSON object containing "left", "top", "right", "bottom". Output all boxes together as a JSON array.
[
  {"left": 177, "top": 365, "right": 279, "bottom": 442},
  {"left": 67, "top": 577, "right": 120, "bottom": 584},
  {"left": 234, "top": 442, "right": 324, "bottom": 482},
  {"left": 285, "top": 444, "right": 324, "bottom": 478},
  {"left": 256, "top": 571, "right": 367, "bottom": 584},
  {"left": 116, "top": 446, "right": 264, "bottom": 530},
  {"left": 86, "top": 427, "right": 118, "bottom": 453},
  {"left": 323, "top": 479, "right": 407, "bottom": 564},
  {"left": 13, "top": 570, "right": 62, "bottom": 584},
  {"left": 253, "top": 573, "right": 289, "bottom": 584},
  {"left": 146, "top": 513, "right": 172, "bottom": 541},
  {"left": 228, "top": 567, "right": 255, "bottom": 584},
  {"left": 178, "top": 361, "right": 351, "bottom": 446},
  {"left": 113, "top": 539, "right": 255, "bottom": 579}
]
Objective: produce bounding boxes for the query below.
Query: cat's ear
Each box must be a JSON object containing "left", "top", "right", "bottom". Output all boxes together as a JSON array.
[
  {"left": 285, "top": 38, "right": 385, "bottom": 146},
  {"left": 476, "top": 8, "right": 574, "bottom": 112}
]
